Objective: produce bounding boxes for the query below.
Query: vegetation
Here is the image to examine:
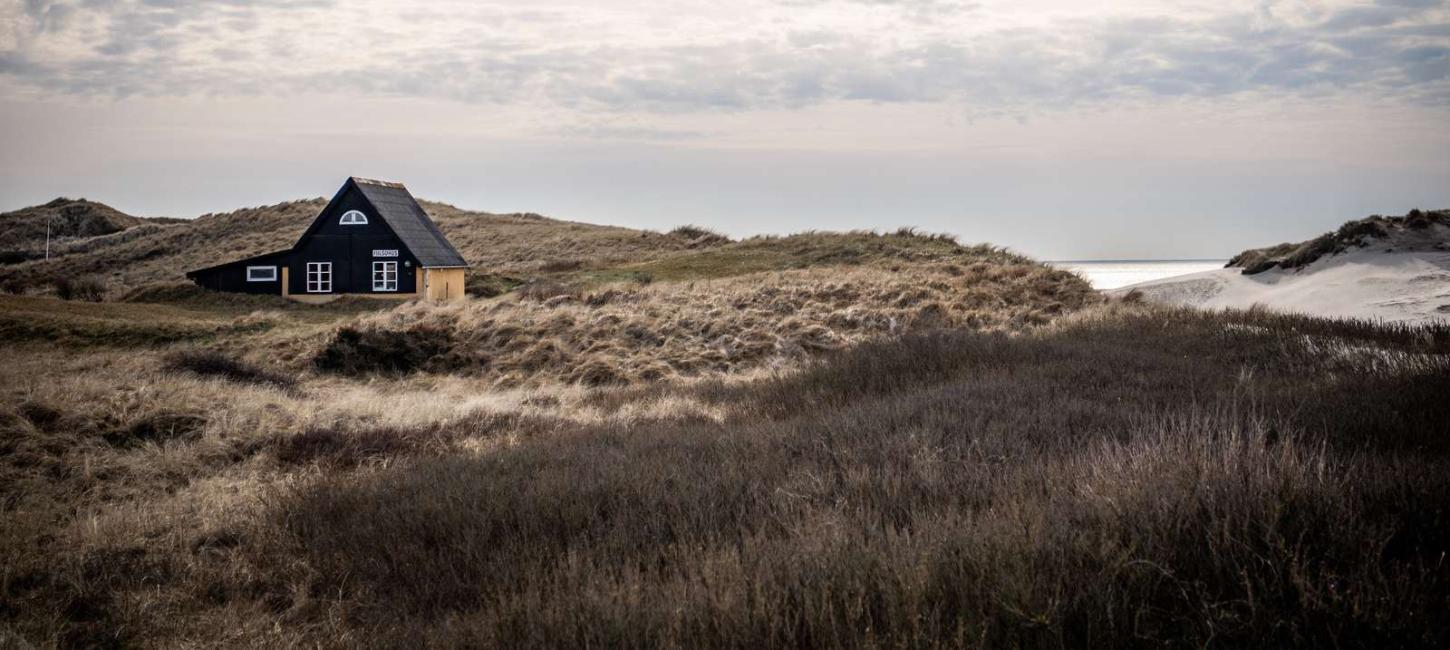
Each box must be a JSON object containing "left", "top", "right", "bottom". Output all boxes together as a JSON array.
[
  {"left": 0, "top": 198, "right": 717, "bottom": 295},
  {"left": 1228, "top": 208, "right": 1450, "bottom": 274},
  {"left": 317, "top": 260, "right": 1093, "bottom": 385},
  {"left": 668, "top": 224, "right": 733, "bottom": 247},
  {"left": 163, "top": 350, "right": 298, "bottom": 392},
  {"left": 51, "top": 276, "right": 107, "bottom": 302},
  {"left": 0, "top": 294, "right": 277, "bottom": 347},
  {"left": 0, "top": 198, "right": 162, "bottom": 251},
  {"left": 1, "top": 291, "right": 1447, "bottom": 647},
  {"left": 2, "top": 194, "right": 1447, "bottom": 646},
  {"left": 3, "top": 195, "right": 1021, "bottom": 299}
]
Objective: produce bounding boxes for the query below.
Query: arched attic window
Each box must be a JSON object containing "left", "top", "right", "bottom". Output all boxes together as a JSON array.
[{"left": 340, "top": 210, "right": 368, "bottom": 225}]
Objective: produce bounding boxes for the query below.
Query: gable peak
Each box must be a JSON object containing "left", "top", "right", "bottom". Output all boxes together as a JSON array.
[{"left": 350, "top": 177, "right": 407, "bottom": 190}]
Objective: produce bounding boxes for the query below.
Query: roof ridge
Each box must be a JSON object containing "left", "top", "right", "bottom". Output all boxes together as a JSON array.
[{"left": 350, "top": 177, "right": 407, "bottom": 189}]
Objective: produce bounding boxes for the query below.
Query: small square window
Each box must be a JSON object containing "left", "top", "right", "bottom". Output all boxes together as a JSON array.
[
  {"left": 306, "top": 262, "right": 332, "bottom": 293},
  {"left": 373, "top": 261, "right": 398, "bottom": 292},
  {"left": 246, "top": 266, "right": 277, "bottom": 282}
]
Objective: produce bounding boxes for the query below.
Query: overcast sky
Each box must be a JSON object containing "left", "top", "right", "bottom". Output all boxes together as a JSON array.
[{"left": 2, "top": 0, "right": 1448, "bottom": 259}]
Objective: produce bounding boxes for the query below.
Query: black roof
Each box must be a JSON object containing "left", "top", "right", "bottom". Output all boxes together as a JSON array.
[
  {"left": 350, "top": 178, "right": 468, "bottom": 268},
  {"left": 185, "top": 248, "right": 290, "bottom": 277}
]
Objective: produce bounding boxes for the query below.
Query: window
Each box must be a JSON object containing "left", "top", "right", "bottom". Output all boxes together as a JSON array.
[
  {"left": 372, "top": 261, "right": 398, "bottom": 292},
  {"left": 306, "top": 262, "right": 332, "bottom": 293},
  {"left": 339, "top": 210, "right": 368, "bottom": 225},
  {"left": 246, "top": 266, "right": 277, "bottom": 282}
]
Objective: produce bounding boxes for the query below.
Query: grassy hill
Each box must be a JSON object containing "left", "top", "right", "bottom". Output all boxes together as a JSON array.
[
  {"left": 0, "top": 198, "right": 717, "bottom": 294},
  {"left": 0, "top": 198, "right": 183, "bottom": 264},
  {"left": 1227, "top": 208, "right": 1450, "bottom": 274}
]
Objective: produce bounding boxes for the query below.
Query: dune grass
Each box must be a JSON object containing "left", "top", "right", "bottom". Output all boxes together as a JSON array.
[
  {"left": 1, "top": 302, "right": 1447, "bottom": 647},
  {"left": 315, "top": 261, "right": 1094, "bottom": 385}
]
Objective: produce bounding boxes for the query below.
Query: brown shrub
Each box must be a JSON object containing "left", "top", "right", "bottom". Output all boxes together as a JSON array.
[
  {"left": 313, "top": 324, "right": 457, "bottom": 375},
  {"left": 53, "top": 276, "right": 107, "bottom": 301},
  {"left": 1, "top": 275, "right": 30, "bottom": 294}
]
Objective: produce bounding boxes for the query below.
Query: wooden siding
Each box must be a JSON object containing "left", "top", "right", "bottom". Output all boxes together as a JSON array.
[{"left": 423, "top": 268, "right": 466, "bottom": 301}]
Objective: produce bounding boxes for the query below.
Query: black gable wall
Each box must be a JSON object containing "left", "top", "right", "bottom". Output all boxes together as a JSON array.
[
  {"left": 187, "top": 250, "right": 290, "bottom": 294},
  {"left": 288, "top": 185, "right": 420, "bottom": 295}
]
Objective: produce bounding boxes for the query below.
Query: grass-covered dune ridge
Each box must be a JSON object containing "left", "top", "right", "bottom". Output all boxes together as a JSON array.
[
  {"left": 314, "top": 236, "right": 1095, "bottom": 384},
  {"left": 0, "top": 198, "right": 177, "bottom": 255},
  {"left": 2, "top": 302, "right": 1448, "bottom": 647},
  {"left": 1227, "top": 208, "right": 1450, "bottom": 274}
]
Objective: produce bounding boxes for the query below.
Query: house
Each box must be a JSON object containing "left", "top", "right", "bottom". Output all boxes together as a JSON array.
[{"left": 186, "top": 178, "right": 468, "bottom": 302}]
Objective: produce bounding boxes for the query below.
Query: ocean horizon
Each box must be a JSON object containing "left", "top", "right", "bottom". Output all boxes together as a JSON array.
[{"left": 1049, "top": 259, "right": 1229, "bottom": 290}]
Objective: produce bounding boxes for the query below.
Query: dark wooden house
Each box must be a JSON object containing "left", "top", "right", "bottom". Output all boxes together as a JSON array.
[{"left": 186, "top": 178, "right": 468, "bottom": 301}]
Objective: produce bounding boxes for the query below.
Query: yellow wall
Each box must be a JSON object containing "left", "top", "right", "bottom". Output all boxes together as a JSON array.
[{"left": 423, "top": 268, "right": 466, "bottom": 301}]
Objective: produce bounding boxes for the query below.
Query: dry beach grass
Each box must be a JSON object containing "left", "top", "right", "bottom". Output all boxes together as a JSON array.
[
  {"left": 2, "top": 197, "right": 1448, "bottom": 647},
  {"left": 2, "top": 293, "right": 1448, "bottom": 647},
  {"left": 316, "top": 260, "right": 1092, "bottom": 385}
]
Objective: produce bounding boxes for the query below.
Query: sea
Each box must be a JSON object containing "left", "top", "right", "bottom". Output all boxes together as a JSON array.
[{"left": 1048, "top": 260, "right": 1229, "bottom": 291}]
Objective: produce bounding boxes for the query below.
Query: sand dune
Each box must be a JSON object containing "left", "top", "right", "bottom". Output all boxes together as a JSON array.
[{"left": 1116, "top": 249, "right": 1450, "bottom": 323}]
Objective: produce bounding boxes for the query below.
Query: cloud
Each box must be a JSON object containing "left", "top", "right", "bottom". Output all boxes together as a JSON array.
[{"left": 0, "top": 0, "right": 1447, "bottom": 113}]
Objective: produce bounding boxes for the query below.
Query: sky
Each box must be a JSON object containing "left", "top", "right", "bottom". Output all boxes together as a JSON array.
[{"left": 1, "top": 0, "right": 1448, "bottom": 260}]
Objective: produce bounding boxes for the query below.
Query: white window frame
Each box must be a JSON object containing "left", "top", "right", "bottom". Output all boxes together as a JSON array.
[
  {"left": 372, "top": 261, "right": 398, "bottom": 292},
  {"left": 339, "top": 210, "right": 368, "bottom": 225},
  {"left": 246, "top": 266, "right": 277, "bottom": 282},
  {"left": 306, "top": 262, "right": 332, "bottom": 293}
]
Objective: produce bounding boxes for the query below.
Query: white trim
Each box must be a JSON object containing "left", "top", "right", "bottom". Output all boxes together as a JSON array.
[
  {"left": 306, "top": 262, "right": 332, "bottom": 293},
  {"left": 246, "top": 265, "right": 277, "bottom": 282},
  {"left": 339, "top": 210, "right": 368, "bottom": 225},
  {"left": 372, "top": 261, "right": 398, "bottom": 292}
]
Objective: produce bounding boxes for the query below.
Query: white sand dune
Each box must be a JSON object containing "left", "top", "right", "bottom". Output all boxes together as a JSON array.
[{"left": 1113, "top": 249, "right": 1450, "bottom": 324}]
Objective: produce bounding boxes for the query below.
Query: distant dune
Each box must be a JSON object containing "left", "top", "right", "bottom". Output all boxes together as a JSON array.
[{"left": 1117, "top": 210, "right": 1450, "bottom": 323}]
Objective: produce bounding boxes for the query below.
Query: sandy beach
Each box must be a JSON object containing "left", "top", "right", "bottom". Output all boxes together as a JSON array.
[{"left": 1115, "top": 249, "right": 1450, "bottom": 324}]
